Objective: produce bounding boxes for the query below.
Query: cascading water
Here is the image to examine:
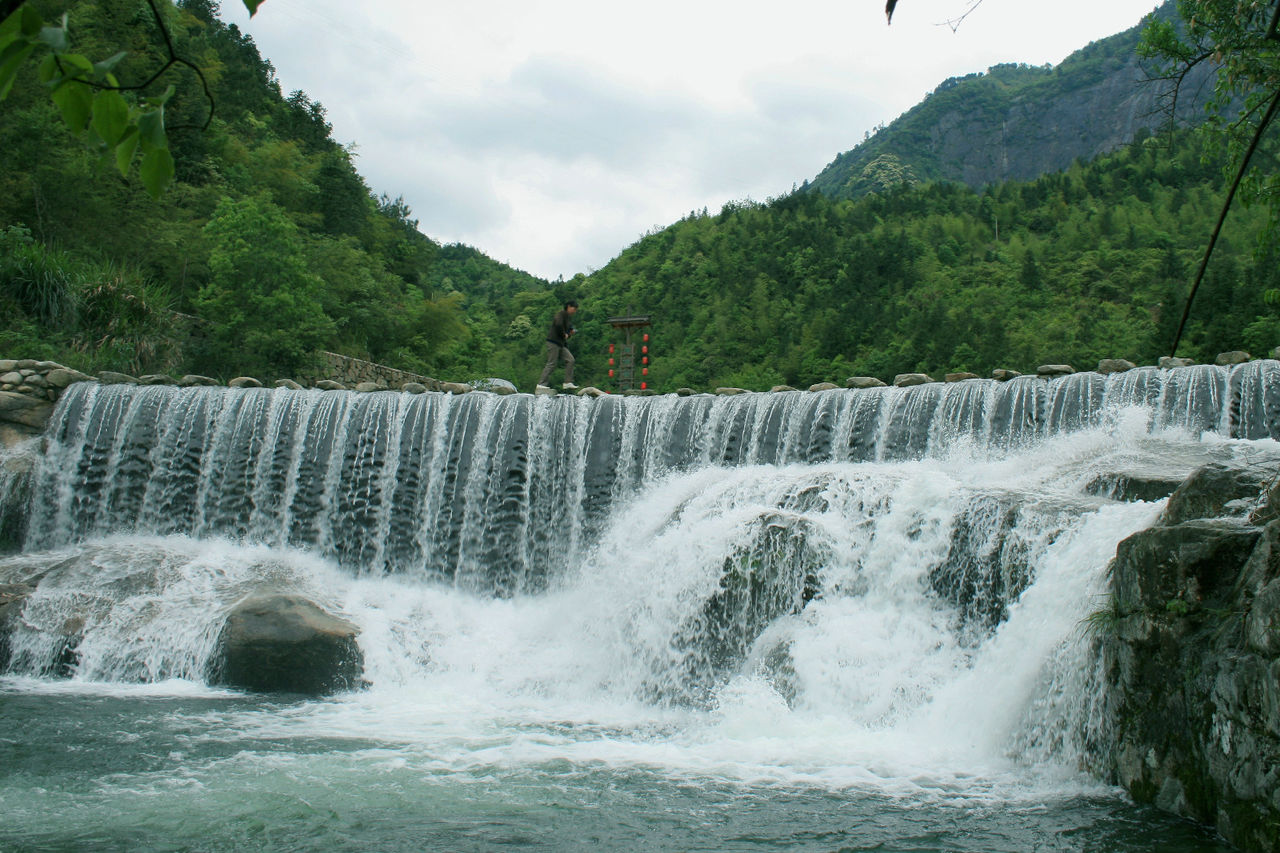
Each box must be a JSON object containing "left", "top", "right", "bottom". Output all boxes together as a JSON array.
[{"left": 2, "top": 363, "right": 1275, "bottom": 851}]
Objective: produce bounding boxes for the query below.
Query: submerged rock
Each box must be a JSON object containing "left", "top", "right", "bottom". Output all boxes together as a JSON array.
[
  {"left": 208, "top": 594, "right": 364, "bottom": 696},
  {"left": 846, "top": 376, "right": 886, "bottom": 389},
  {"left": 990, "top": 368, "right": 1021, "bottom": 381},
  {"left": 893, "top": 373, "right": 933, "bottom": 387},
  {"left": 944, "top": 372, "right": 980, "bottom": 382},
  {"left": 1083, "top": 471, "right": 1183, "bottom": 503},
  {"left": 0, "top": 582, "right": 34, "bottom": 671},
  {"left": 808, "top": 382, "right": 840, "bottom": 392}
]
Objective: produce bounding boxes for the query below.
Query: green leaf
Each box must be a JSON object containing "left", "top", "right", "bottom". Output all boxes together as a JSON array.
[
  {"left": 56, "top": 53, "right": 94, "bottom": 76},
  {"left": 114, "top": 126, "right": 140, "bottom": 176},
  {"left": 241, "top": 0, "right": 267, "bottom": 17},
  {"left": 51, "top": 80, "right": 92, "bottom": 130},
  {"left": 91, "top": 89, "right": 130, "bottom": 146},
  {"left": 0, "top": 40, "right": 35, "bottom": 101},
  {"left": 137, "top": 106, "right": 166, "bottom": 149},
  {"left": 139, "top": 146, "right": 174, "bottom": 198},
  {"left": 11, "top": 6, "right": 44, "bottom": 39},
  {"left": 0, "top": 6, "right": 36, "bottom": 40},
  {"left": 37, "top": 51, "right": 57, "bottom": 83}
]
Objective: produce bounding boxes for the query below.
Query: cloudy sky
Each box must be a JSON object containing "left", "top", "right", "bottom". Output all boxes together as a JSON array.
[{"left": 219, "top": 0, "right": 1163, "bottom": 281}]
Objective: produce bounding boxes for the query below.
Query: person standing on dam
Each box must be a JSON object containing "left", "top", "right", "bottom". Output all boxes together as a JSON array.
[{"left": 536, "top": 300, "right": 578, "bottom": 393}]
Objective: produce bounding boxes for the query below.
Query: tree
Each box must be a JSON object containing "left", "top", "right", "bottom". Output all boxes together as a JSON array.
[
  {"left": 195, "top": 195, "right": 335, "bottom": 377},
  {"left": 0, "top": 1, "right": 219, "bottom": 197},
  {"left": 0, "top": 0, "right": 271, "bottom": 198},
  {"left": 1140, "top": 0, "right": 1280, "bottom": 351}
]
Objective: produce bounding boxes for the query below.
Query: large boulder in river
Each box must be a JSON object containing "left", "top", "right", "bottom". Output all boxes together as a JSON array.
[
  {"left": 1104, "top": 460, "right": 1280, "bottom": 853},
  {"left": 207, "top": 594, "right": 364, "bottom": 695},
  {"left": 1160, "top": 463, "right": 1269, "bottom": 526}
]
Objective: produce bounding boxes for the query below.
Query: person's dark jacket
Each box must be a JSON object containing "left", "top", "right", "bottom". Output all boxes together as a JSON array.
[{"left": 546, "top": 310, "right": 575, "bottom": 346}]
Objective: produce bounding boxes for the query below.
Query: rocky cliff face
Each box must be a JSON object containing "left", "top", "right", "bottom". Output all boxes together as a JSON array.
[
  {"left": 810, "top": 3, "right": 1212, "bottom": 199},
  {"left": 1105, "top": 464, "right": 1280, "bottom": 853}
]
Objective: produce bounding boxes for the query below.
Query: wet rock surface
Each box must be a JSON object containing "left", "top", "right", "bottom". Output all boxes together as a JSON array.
[
  {"left": 208, "top": 593, "right": 365, "bottom": 696},
  {"left": 1106, "top": 461, "right": 1280, "bottom": 853}
]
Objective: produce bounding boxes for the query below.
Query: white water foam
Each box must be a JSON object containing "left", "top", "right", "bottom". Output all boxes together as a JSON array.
[{"left": 10, "top": 419, "right": 1267, "bottom": 804}]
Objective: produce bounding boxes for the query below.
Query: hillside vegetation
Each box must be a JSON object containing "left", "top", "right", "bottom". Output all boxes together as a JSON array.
[
  {"left": 1, "top": 1, "right": 1275, "bottom": 394},
  {"left": 569, "top": 130, "right": 1278, "bottom": 392},
  {"left": 0, "top": 0, "right": 548, "bottom": 380}
]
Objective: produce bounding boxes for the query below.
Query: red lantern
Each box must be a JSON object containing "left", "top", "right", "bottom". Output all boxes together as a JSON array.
[
  {"left": 642, "top": 367, "right": 648, "bottom": 376},
  {"left": 643, "top": 333, "right": 649, "bottom": 342},
  {"left": 640, "top": 381, "right": 647, "bottom": 390},
  {"left": 642, "top": 357, "right": 648, "bottom": 365},
  {"left": 642, "top": 345, "right": 648, "bottom": 354},
  {"left": 608, "top": 369, "right": 614, "bottom": 377},
  {"left": 609, "top": 343, "right": 615, "bottom": 353},
  {"left": 608, "top": 357, "right": 614, "bottom": 366}
]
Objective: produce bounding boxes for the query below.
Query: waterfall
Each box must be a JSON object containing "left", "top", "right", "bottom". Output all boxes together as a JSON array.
[
  {"left": 23, "top": 362, "right": 1280, "bottom": 587},
  {"left": 3, "top": 361, "right": 1279, "bottom": 780}
]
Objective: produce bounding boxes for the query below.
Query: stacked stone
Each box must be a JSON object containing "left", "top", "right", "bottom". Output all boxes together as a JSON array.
[
  {"left": 0, "top": 360, "right": 95, "bottom": 446},
  {"left": 301, "top": 351, "right": 440, "bottom": 390},
  {"left": 0, "top": 359, "right": 93, "bottom": 403}
]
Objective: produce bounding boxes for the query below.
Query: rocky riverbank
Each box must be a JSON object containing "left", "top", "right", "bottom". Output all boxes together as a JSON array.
[{"left": 1104, "top": 463, "right": 1280, "bottom": 853}]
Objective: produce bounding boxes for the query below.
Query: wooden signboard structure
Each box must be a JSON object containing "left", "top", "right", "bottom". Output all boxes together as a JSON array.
[{"left": 606, "top": 314, "right": 652, "bottom": 391}]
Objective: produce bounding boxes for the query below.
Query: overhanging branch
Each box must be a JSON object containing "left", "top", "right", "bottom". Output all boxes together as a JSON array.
[{"left": 1170, "top": 83, "right": 1280, "bottom": 356}]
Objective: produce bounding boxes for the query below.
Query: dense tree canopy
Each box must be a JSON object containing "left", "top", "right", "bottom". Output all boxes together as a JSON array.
[
  {"left": 0, "top": 0, "right": 547, "bottom": 380},
  {"left": 561, "top": 129, "right": 1278, "bottom": 392},
  {"left": 1, "top": 0, "right": 1276, "bottom": 393}
]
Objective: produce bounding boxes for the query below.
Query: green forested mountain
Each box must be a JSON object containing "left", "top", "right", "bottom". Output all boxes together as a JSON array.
[
  {"left": 564, "top": 130, "right": 1278, "bottom": 392},
  {"left": 2, "top": 1, "right": 1274, "bottom": 396},
  {"left": 0, "top": 0, "right": 548, "bottom": 379},
  {"left": 809, "top": 2, "right": 1210, "bottom": 201}
]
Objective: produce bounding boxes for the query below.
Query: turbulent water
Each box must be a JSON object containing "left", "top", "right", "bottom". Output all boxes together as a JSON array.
[{"left": 3, "top": 363, "right": 1278, "bottom": 851}]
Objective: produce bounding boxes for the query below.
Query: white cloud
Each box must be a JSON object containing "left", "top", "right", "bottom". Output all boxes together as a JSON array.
[{"left": 221, "top": 0, "right": 1164, "bottom": 279}]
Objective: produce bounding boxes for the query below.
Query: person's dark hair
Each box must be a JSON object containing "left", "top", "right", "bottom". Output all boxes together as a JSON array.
[{"left": 564, "top": 300, "right": 578, "bottom": 309}]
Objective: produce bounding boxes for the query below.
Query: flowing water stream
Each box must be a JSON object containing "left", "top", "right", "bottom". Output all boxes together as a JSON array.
[{"left": 3, "top": 363, "right": 1278, "bottom": 851}]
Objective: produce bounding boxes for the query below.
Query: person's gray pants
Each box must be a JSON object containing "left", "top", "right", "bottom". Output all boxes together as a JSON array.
[{"left": 539, "top": 342, "right": 574, "bottom": 385}]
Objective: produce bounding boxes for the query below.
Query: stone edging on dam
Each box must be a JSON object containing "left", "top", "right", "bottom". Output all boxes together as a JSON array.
[{"left": 1, "top": 347, "right": 1274, "bottom": 447}]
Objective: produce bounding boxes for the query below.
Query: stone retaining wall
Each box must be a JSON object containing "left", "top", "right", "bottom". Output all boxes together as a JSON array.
[{"left": 298, "top": 352, "right": 435, "bottom": 390}]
